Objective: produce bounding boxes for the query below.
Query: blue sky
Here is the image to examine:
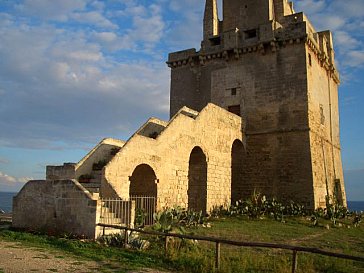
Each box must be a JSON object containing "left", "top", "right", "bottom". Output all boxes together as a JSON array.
[{"left": 0, "top": 0, "right": 363, "bottom": 200}]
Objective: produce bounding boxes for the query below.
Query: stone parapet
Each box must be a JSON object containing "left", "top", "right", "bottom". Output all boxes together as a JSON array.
[{"left": 12, "top": 179, "right": 101, "bottom": 239}]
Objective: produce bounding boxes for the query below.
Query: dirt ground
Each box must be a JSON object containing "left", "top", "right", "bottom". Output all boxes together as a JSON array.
[{"left": 0, "top": 241, "right": 170, "bottom": 273}]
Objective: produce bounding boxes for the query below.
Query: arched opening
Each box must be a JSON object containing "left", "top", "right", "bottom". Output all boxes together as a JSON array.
[
  {"left": 129, "top": 164, "right": 157, "bottom": 225},
  {"left": 231, "top": 139, "right": 244, "bottom": 205},
  {"left": 129, "top": 164, "right": 157, "bottom": 197},
  {"left": 188, "top": 147, "right": 207, "bottom": 213}
]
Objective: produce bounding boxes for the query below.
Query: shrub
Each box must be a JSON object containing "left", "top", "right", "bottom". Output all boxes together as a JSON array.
[
  {"left": 92, "top": 160, "right": 108, "bottom": 171},
  {"left": 153, "top": 207, "right": 207, "bottom": 234}
]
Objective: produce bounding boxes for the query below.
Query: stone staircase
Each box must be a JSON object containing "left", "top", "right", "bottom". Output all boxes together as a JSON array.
[
  {"left": 99, "top": 205, "right": 123, "bottom": 225},
  {"left": 98, "top": 201, "right": 133, "bottom": 235},
  {"left": 79, "top": 170, "right": 102, "bottom": 193}
]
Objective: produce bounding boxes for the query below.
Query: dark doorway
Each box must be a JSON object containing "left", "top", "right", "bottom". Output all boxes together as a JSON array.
[
  {"left": 129, "top": 164, "right": 157, "bottom": 197},
  {"left": 188, "top": 147, "right": 207, "bottom": 213},
  {"left": 231, "top": 140, "right": 244, "bottom": 204},
  {"left": 129, "top": 164, "right": 157, "bottom": 225},
  {"left": 228, "top": 105, "right": 241, "bottom": 116}
]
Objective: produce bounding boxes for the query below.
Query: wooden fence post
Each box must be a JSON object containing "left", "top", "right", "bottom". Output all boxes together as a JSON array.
[
  {"left": 165, "top": 235, "right": 168, "bottom": 253},
  {"left": 124, "top": 229, "right": 128, "bottom": 247},
  {"left": 215, "top": 242, "right": 221, "bottom": 270},
  {"left": 292, "top": 250, "right": 298, "bottom": 273}
]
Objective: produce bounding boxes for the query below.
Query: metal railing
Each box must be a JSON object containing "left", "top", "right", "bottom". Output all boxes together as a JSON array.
[
  {"left": 99, "top": 196, "right": 156, "bottom": 227},
  {"left": 99, "top": 199, "right": 135, "bottom": 226},
  {"left": 97, "top": 223, "right": 364, "bottom": 273},
  {"left": 130, "top": 195, "right": 156, "bottom": 226}
]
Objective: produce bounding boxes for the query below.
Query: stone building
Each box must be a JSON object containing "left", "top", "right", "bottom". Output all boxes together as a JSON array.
[
  {"left": 168, "top": 0, "right": 346, "bottom": 208},
  {"left": 13, "top": 0, "right": 346, "bottom": 238}
]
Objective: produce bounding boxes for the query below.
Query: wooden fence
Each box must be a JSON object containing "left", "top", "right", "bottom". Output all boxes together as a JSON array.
[{"left": 98, "top": 223, "right": 364, "bottom": 273}]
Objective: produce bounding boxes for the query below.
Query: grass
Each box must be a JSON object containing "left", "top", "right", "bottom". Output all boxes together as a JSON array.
[
  {"left": 166, "top": 215, "right": 364, "bottom": 273},
  {"left": 1, "top": 217, "right": 363, "bottom": 273},
  {"left": 0, "top": 224, "right": 172, "bottom": 273}
]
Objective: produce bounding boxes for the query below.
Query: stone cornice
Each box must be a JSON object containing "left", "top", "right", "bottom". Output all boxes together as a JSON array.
[
  {"left": 167, "top": 34, "right": 340, "bottom": 84},
  {"left": 306, "top": 36, "right": 340, "bottom": 84}
]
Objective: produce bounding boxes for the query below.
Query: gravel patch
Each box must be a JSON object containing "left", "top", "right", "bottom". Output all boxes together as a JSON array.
[{"left": 0, "top": 241, "right": 172, "bottom": 273}]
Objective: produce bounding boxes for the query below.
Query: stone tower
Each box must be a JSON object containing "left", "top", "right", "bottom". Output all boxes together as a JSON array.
[{"left": 167, "top": 0, "right": 346, "bottom": 208}]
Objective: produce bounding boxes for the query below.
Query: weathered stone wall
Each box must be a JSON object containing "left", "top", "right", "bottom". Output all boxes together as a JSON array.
[
  {"left": 102, "top": 104, "right": 243, "bottom": 212},
  {"left": 12, "top": 180, "right": 100, "bottom": 239},
  {"left": 223, "top": 0, "right": 272, "bottom": 32},
  {"left": 75, "top": 138, "right": 124, "bottom": 180},
  {"left": 306, "top": 40, "right": 346, "bottom": 207},
  {"left": 46, "top": 163, "right": 76, "bottom": 180},
  {"left": 168, "top": 0, "right": 346, "bottom": 208},
  {"left": 46, "top": 138, "right": 125, "bottom": 182},
  {"left": 170, "top": 43, "right": 315, "bottom": 206}
]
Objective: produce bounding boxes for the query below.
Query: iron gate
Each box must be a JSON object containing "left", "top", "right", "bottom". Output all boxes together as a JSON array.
[{"left": 100, "top": 196, "right": 156, "bottom": 227}]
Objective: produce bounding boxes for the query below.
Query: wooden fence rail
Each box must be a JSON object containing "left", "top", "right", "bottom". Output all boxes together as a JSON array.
[{"left": 98, "top": 223, "right": 364, "bottom": 273}]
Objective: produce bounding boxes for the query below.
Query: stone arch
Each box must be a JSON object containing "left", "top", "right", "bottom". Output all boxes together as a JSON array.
[
  {"left": 129, "top": 164, "right": 157, "bottom": 197},
  {"left": 231, "top": 139, "right": 244, "bottom": 204},
  {"left": 188, "top": 146, "right": 207, "bottom": 213}
]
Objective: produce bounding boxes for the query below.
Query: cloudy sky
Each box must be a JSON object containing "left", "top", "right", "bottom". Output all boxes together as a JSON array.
[{"left": 0, "top": 0, "right": 363, "bottom": 200}]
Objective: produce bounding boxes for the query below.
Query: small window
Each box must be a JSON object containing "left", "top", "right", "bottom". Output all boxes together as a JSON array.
[
  {"left": 308, "top": 53, "right": 312, "bottom": 66},
  {"left": 231, "top": 88, "right": 237, "bottom": 96},
  {"left": 209, "top": 36, "right": 221, "bottom": 46},
  {"left": 228, "top": 105, "right": 241, "bottom": 116},
  {"left": 244, "top": 29, "right": 257, "bottom": 39},
  {"left": 320, "top": 105, "right": 325, "bottom": 125}
]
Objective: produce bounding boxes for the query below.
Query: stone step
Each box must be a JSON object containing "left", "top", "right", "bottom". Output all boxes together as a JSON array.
[
  {"left": 80, "top": 182, "right": 100, "bottom": 193},
  {"left": 81, "top": 182, "right": 100, "bottom": 188}
]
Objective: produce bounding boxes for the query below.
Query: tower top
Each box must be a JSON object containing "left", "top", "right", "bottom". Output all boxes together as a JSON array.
[
  {"left": 203, "top": 0, "right": 219, "bottom": 41},
  {"left": 169, "top": 0, "right": 338, "bottom": 83}
]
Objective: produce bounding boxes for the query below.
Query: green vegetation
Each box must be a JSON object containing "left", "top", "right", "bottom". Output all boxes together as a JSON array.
[
  {"left": 1, "top": 193, "right": 363, "bottom": 273},
  {"left": 1, "top": 212, "right": 363, "bottom": 273},
  {"left": 92, "top": 160, "right": 109, "bottom": 171},
  {"left": 110, "top": 147, "right": 121, "bottom": 156}
]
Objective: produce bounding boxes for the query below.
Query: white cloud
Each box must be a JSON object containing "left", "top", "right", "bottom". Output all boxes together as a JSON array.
[
  {"left": 1, "top": 0, "right": 361, "bottom": 152},
  {"left": 93, "top": 32, "right": 117, "bottom": 43},
  {"left": 330, "top": 0, "right": 364, "bottom": 18},
  {"left": 71, "top": 11, "right": 118, "bottom": 29},
  {"left": 0, "top": 171, "right": 32, "bottom": 190},
  {"left": 296, "top": 0, "right": 364, "bottom": 72},
  {"left": 16, "top": 0, "right": 89, "bottom": 21},
  {"left": 344, "top": 51, "right": 364, "bottom": 68},
  {"left": 115, "top": 4, "right": 147, "bottom": 17},
  {"left": 0, "top": 4, "right": 170, "bottom": 150},
  {"left": 130, "top": 13, "right": 164, "bottom": 44},
  {"left": 334, "top": 31, "right": 360, "bottom": 51}
]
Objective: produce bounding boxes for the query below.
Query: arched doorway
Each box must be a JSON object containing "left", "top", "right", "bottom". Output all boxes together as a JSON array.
[
  {"left": 188, "top": 147, "right": 207, "bottom": 213},
  {"left": 129, "top": 164, "right": 157, "bottom": 197},
  {"left": 129, "top": 164, "right": 157, "bottom": 225},
  {"left": 231, "top": 139, "right": 244, "bottom": 205}
]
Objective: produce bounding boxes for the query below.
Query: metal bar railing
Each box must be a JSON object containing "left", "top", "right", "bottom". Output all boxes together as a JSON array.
[
  {"left": 99, "top": 196, "right": 156, "bottom": 227},
  {"left": 97, "top": 223, "right": 364, "bottom": 272}
]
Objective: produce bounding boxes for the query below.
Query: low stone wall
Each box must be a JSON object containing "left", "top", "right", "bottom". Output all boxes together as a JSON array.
[{"left": 12, "top": 180, "right": 100, "bottom": 239}]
